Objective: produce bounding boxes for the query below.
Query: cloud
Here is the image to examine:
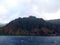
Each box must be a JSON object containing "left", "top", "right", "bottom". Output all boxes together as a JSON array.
[
  {"left": 32, "top": 0, "right": 60, "bottom": 20},
  {"left": 0, "top": 0, "right": 60, "bottom": 23},
  {"left": 32, "top": 0, "right": 60, "bottom": 13},
  {"left": 0, "top": 5, "right": 8, "bottom": 15},
  {"left": 43, "top": 10, "right": 60, "bottom": 20},
  {"left": 0, "top": 0, "right": 32, "bottom": 23}
]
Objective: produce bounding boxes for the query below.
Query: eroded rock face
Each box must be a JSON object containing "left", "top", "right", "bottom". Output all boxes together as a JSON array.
[{"left": 0, "top": 16, "right": 60, "bottom": 36}]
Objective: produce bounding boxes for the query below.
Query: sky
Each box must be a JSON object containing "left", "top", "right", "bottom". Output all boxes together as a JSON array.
[{"left": 0, "top": 0, "right": 60, "bottom": 24}]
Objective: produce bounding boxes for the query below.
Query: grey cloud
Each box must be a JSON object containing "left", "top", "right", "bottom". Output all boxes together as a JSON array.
[
  {"left": 32, "top": 0, "right": 60, "bottom": 13},
  {"left": 4, "top": 0, "right": 32, "bottom": 22},
  {"left": 0, "top": 0, "right": 60, "bottom": 23}
]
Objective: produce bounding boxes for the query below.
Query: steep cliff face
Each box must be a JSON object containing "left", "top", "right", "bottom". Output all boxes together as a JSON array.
[
  {"left": 5, "top": 16, "right": 45, "bottom": 31},
  {"left": 0, "top": 16, "right": 59, "bottom": 35}
]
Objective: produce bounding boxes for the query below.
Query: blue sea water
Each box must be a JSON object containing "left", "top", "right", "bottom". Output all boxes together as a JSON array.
[{"left": 0, "top": 36, "right": 60, "bottom": 45}]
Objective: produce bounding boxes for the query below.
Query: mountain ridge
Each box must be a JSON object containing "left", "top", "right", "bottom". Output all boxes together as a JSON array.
[{"left": 0, "top": 16, "right": 60, "bottom": 36}]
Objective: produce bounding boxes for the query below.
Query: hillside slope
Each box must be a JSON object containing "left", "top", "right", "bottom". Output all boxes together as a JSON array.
[{"left": 3, "top": 16, "right": 58, "bottom": 36}]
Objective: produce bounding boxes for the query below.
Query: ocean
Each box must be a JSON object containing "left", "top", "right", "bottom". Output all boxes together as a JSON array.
[{"left": 0, "top": 36, "right": 60, "bottom": 45}]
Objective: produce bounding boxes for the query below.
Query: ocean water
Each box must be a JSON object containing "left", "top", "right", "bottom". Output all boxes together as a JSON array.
[{"left": 0, "top": 36, "right": 60, "bottom": 45}]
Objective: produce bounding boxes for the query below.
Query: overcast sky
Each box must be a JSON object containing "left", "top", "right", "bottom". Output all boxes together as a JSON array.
[{"left": 0, "top": 0, "right": 60, "bottom": 24}]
